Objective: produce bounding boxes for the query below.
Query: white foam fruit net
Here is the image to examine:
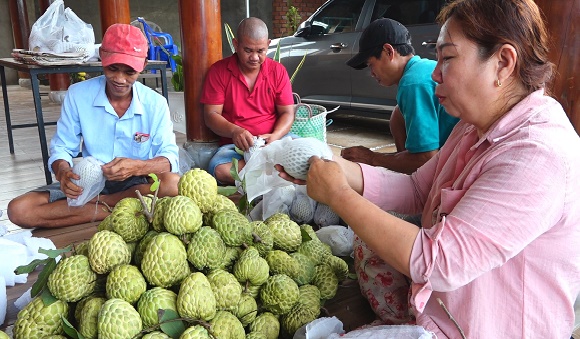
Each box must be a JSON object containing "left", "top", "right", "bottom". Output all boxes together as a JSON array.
[{"left": 67, "top": 156, "right": 106, "bottom": 207}]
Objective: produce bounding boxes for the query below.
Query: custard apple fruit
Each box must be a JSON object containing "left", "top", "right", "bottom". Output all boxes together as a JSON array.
[
  {"left": 248, "top": 312, "right": 280, "bottom": 339},
  {"left": 209, "top": 311, "right": 246, "bottom": 339},
  {"left": 178, "top": 168, "right": 218, "bottom": 213},
  {"left": 212, "top": 209, "right": 252, "bottom": 246},
  {"left": 260, "top": 274, "right": 300, "bottom": 315},
  {"left": 134, "top": 230, "right": 159, "bottom": 266},
  {"left": 233, "top": 246, "right": 269, "bottom": 286},
  {"left": 312, "top": 264, "right": 338, "bottom": 300},
  {"left": 325, "top": 255, "right": 350, "bottom": 281},
  {"left": 97, "top": 214, "right": 114, "bottom": 231},
  {"left": 180, "top": 325, "right": 211, "bottom": 339},
  {"left": 233, "top": 292, "right": 258, "bottom": 326},
  {"left": 151, "top": 196, "right": 169, "bottom": 232},
  {"left": 250, "top": 220, "right": 274, "bottom": 256},
  {"left": 106, "top": 264, "right": 147, "bottom": 304},
  {"left": 88, "top": 230, "right": 131, "bottom": 274},
  {"left": 98, "top": 298, "right": 142, "bottom": 339},
  {"left": 203, "top": 193, "right": 238, "bottom": 226},
  {"left": 187, "top": 226, "right": 226, "bottom": 271},
  {"left": 47, "top": 254, "right": 96, "bottom": 302},
  {"left": 297, "top": 239, "right": 332, "bottom": 265},
  {"left": 207, "top": 269, "right": 243, "bottom": 311},
  {"left": 142, "top": 331, "right": 172, "bottom": 339},
  {"left": 264, "top": 213, "right": 302, "bottom": 252},
  {"left": 164, "top": 195, "right": 203, "bottom": 235},
  {"left": 137, "top": 287, "right": 178, "bottom": 328},
  {"left": 289, "top": 252, "right": 316, "bottom": 285},
  {"left": 13, "top": 297, "right": 69, "bottom": 339},
  {"left": 266, "top": 250, "right": 300, "bottom": 278},
  {"left": 78, "top": 296, "right": 106, "bottom": 339},
  {"left": 141, "top": 232, "right": 189, "bottom": 288},
  {"left": 177, "top": 272, "right": 217, "bottom": 321},
  {"left": 111, "top": 197, "right": 150, "bottom": 242}
]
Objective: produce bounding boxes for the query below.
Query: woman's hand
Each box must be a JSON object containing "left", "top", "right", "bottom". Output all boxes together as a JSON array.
[{"left": 305, "top": 156, "right": 351, "bottom": 206}]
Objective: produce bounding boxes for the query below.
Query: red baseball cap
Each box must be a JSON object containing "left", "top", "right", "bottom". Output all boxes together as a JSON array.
[{"left": 100, "top": 24, "right": 148, "bottom": 72}]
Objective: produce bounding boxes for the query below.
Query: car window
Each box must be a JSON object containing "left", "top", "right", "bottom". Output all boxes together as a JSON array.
[
  {"left": 371, "top": 0, "right": 443, "bottom": 25},
  {"left": 310, "top": 0, "right": 366, "bottom": 35}
]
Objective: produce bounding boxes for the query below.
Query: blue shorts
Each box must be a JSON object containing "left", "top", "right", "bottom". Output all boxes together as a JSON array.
[
  {"left": 207, "top": 133, "right": 301, "bottom": 178},
  {"left": 34, "top": 176, "right": 149, "bottom": 203},
  {"left": 207, "top": 144, "right": 242, "bottom": 178}
]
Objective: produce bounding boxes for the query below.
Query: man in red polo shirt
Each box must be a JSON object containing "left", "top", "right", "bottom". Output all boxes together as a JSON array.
[{"left": 201, "top": 17, "right": 295, "bottom": 185}]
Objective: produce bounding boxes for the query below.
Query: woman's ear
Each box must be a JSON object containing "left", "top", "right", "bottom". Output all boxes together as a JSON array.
[{"left": 496, "top": 44, "right": 518, "bottom": 83}]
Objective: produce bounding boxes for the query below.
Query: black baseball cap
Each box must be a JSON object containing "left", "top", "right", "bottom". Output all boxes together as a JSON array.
[{"left": 347, "top": 18, "right": 411, "bottom": 70}]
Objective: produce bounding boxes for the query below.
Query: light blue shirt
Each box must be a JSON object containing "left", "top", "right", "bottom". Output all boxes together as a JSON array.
[{"left": 48, "top": 75, "right": 179, "bottom": 173}]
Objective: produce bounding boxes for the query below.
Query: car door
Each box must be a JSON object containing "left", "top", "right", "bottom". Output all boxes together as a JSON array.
[
  {"left": 350, "top": 0, "right": 444, "bottom": 116},
  {"left": 270, "top": 0, "right": 367, "bottom": 107}
]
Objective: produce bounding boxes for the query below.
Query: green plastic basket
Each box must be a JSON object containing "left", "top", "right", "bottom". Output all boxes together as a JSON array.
[{"left": 291, "top": 94, "right": 332, "bottom": 142}]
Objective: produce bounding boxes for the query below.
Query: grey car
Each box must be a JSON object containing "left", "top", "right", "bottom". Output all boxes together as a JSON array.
[{"left": 269, "top": 0, "right": 444, "bottom": 119}]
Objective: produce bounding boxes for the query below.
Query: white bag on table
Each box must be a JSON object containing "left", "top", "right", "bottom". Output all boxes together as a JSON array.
[{"left": 28, "top": 0, "right": 95, "bottom": 59}]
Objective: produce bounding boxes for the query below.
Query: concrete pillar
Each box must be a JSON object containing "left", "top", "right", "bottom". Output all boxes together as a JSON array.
[
  {"left": 8, "top": 0, "right": 31, "bottom": 84},
  {"left": 178, "top": 0, "right": 222, "bottom": 170}
]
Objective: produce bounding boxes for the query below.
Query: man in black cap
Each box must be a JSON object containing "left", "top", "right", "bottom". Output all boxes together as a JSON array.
[{"left": 342, "top": 18, "right": 458, "bottom": 174}]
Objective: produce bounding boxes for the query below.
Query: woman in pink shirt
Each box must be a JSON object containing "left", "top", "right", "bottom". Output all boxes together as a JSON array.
[{"left": 279, "top": 0, "right": 580, "bottom": 337}]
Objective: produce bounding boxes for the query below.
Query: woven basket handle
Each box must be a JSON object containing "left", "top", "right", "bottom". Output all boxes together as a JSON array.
[
  {"left": 293, "top": 92, "right": 301, "bottom": 104},
  {"left": 295, "top": 103, "right": 313, "bottom": 119}
]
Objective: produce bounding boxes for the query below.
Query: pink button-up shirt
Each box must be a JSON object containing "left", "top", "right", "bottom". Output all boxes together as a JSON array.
[{"left": 361, "top": 90, "right": 580, "bottom": 338}]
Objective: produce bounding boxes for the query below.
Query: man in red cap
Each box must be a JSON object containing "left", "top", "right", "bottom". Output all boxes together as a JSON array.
[{"left": 8, "top": 24, "right": 180, "bottom": 228}]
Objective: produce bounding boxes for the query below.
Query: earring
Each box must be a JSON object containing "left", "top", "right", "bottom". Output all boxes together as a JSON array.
[{"left": 496, "top": 79, "right": 502, "bottom": 87}]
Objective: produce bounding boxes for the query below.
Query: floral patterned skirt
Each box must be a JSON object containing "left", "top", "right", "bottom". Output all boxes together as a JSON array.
[{"left": 353, "top": 234, "right": 416, "bottom": 325}]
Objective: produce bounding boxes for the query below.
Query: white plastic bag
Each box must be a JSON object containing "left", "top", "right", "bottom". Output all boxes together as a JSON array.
[
  {"left": 315, "top": 225, "right": 354, "bottom": 257},
  {"left": 238, "top": 136, "right": 333, "bottom": 202},
  {"left": 28, "top": 0, "right": 95, "bottom": 57},
  {"left": 67, "top": 156, "right": 106, "bottom": 207}
]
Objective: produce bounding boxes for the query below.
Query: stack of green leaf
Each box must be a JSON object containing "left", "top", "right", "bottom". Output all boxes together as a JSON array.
[{"left": 12, "top": 168, "right": 350, "bottom": 339}]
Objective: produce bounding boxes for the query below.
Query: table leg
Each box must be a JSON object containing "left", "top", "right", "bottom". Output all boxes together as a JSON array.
[
  {"left": 29, "top": 71, "right": 53, "bottom": 185},
  {"left": 160, "top": 65, "right": 168, "bottom": 102},
  {"left": 0, "top": 65, "right": 15, "bottom": 154}
]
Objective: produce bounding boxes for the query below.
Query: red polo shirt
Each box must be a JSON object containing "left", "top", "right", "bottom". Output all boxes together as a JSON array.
[{"left": 201, "top": 54, "right": 294, "bottom": 145}]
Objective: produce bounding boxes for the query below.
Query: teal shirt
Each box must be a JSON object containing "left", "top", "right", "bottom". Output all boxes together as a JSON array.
[{"left": 396, "top": 55, "right": 459, "bottom": 153}]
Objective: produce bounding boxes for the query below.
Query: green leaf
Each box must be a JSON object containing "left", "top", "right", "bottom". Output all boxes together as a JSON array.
[
  {"left": 149, "top": 173, "right": 159, "bottom": 182},
  {"left": 39, "top": 245, "right": 72, "bottom": 259},
  {"left": 273, "top": 41, "right": 281, "bottom": 62},
  {"left": 238, "top": 195, "right": 249, "bottom": 215},
  {"left": 14, "top": 257, "right": 51, "bottom": 275},
  {"left": 32, "top": 258, "right": 57, "bottom": 298},
  {"left": 218, "top": 186, "right": 238, "bottom": 196},
  {"left": 40, "top": 287, "right": 58, "bottom": 305},
  {"left": 159, "top": 309, "right": 186, "bottom": 338},
  {"left": 150, "top": 181, "right": 160, "bottom": 192},
  {"left": 300, "top": 228, "right": 313, "bottom": 242},
  {"left": 230, "top": 158, "right": 242, "bottom": 182},
  {"left": 62, "top": 315, "right": 85, "bottom": 339},
  {"left": 290, "top": 52, "right": 307, "bottom": 84},
  {"left": 224, "top": 23, "right": 236, "bottom": 55}
]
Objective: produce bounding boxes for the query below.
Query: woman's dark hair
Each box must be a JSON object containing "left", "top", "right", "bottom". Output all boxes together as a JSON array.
[{"left": 437, "top": 0, "right": 554, "bottom": 94}]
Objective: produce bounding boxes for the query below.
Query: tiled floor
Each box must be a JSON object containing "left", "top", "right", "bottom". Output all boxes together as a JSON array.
[{"left": 0, "top": 83, "right": 395, "bottom": 233}]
